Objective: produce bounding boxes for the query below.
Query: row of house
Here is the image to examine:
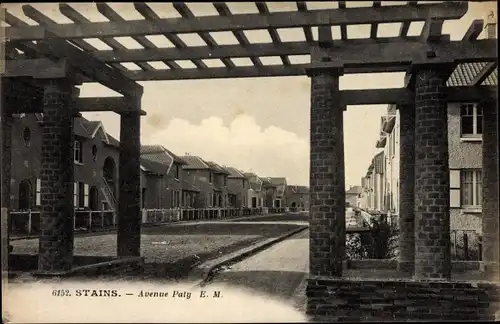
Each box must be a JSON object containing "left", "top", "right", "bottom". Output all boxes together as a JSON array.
[
  {"left": 9, "top": 113, "right": 309, "bottom": 213},
  {"left": 359, "top": 62, "right": 498, "bottom": 234}
]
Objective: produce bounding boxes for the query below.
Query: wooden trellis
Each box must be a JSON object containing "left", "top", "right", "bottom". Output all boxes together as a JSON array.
[{"left": 1, "top": 1, "right": 498, "bottom": 114}]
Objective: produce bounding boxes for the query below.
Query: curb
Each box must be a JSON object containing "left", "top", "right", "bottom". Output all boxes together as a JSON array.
[{"left": 189, "top": 224, "right": 309, "bottom": 286}]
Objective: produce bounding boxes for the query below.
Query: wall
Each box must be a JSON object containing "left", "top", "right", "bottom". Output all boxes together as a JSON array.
[
  {"left": 183, "top": 169, "right": 213, "bottom": 208},
  {"left": 263, "top": 187, "right": 277, "bottom": 208},
  {"left": 384, "top": 110, "right": 400, "bottom": 214},
  {"left": 227, "top": 177, "right": 248, "bottom": 208},
  {"left": 10, "top": 115, "right": 120, "bottom": 211},
  {"left": 346, "top": 194, "right": 359, "bottom": 208},
  {"left": 307, "top": 277, "right": 500, "bottom": 322}
]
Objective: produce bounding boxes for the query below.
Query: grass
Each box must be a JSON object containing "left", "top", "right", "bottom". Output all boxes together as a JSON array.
[{"left": 11, "top": 222, "right": 304, "bottom": 280}]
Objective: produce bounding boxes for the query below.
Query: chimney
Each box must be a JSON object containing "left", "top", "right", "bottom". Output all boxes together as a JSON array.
[{"left": 485, "top": 10, "right": 497, "bottom": 39}]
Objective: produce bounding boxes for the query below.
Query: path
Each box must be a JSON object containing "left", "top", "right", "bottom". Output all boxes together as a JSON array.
[{"left": 205, "top": 228, "right": 309, "bottom": 311}]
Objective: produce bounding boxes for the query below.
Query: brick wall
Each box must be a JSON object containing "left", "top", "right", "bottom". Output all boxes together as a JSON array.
[
  {"left": 307, "top": 277, "right": 500, "bottom": 322},
  {"left": 413, "top": 68, "right": 451, "bottom": 280},
  {"left": 309, "top": 69, "right": 345, "bottom": 277}
]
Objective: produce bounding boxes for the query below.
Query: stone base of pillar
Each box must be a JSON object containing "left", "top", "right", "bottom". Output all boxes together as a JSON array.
[
  {"left": 397, "top": 261, "right": 414, "bottom": 274},
  {"left": 481, "top": 262, "right": 500, "bottom": 283}
]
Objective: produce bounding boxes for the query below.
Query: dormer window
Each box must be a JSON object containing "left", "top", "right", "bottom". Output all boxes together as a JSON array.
[
  {"left": 74, "top": 140, "right": 83, "bottom": 164},
  {"left": 23, "top": 127, "right": 31, "bottom": 147},
  {"left": 92, "top": 145, "right": 98, "bottom": 162}
]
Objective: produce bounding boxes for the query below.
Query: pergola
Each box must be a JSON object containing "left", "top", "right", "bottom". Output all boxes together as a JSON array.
[{"left": 1, "top": 0, "right": 498, "bottom": 290}]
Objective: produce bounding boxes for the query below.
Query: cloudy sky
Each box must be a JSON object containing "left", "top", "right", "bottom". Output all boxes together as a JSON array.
[{"left": 3, "top": 1, "right": 496, "bottom": 186}]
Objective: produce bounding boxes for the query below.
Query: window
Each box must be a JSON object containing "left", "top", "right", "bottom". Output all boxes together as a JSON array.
[
  {"left": 74, "top": 140, "right": 83, "bottom": 163},
  {"left": 175, "top": 165, "right": 180, "bottom": 180},
  {"left": 36, "top": 178, "right": 41, "bottom": 206},
  {"left": 460, "top": 103, "right": 482, "bottom": 137},
  {"left": 461, "top": 170, "right": 482, "bottom": 207},
  {"left": 74, "top": 182, "right": 88, "bottom": 208},
  {"left": 92, "top": 145, "right": 97, "bottom": 162},
  {"left": 23, "top": 127, "right": 31, "bottom": 147},
  {"left": 242, "top": 179, "right": 245, "bottom": 188},
  {"left": 224, "top": 176, "right": 227, "bottom": 186},
  {"left": 213, "top": 193, "right": 217, "bottom": 207},
  {"left": 209, "top": 172, "right": 213, "bottom": 183}
]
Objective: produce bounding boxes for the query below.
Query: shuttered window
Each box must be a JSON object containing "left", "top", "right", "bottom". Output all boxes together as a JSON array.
[{"left": 450, "top": 169, "right": 483, "bottom": 208}]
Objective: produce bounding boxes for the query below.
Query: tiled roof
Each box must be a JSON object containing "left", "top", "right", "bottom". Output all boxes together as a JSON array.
[
  {"left": 447, "top": 63, "right": 498, "bottom": 87},
  {"left": 225, "top": 166, "right": 245, "bottom": 178},
  {"left": 141, "top": 145, "right": 186, "bottom": 165},
  {"left": 346, "top": 186, "right": 363, "bottom": 195},
  {"left": 140, "top": 145, "right": 174, "bottom": 176},
  {"left": 287, "top": 185, "right": 309, "bottom": 194},
  {"left": 250, "top": 182, "right": 261, "bottom": 191},
  {"left": 140, "top": 157, "right": 168, "bottom": 176},
  {"left": 206, "top": 161, "right": 231, "bottom": 174},
  {"left": 269, "top": 177, "right": 287, "bottom": 186},
  {"left": 106, "top": 134, "right": 119, "bottom": 147},
  {"left": 260, "top": 177, "right": 276, "bottom": 187},
  {"left": 182, "top": 180, "right": 200, "bottom": 192},
  {"left": 181, "top": 155, "right": 211, "bottom": 170}
]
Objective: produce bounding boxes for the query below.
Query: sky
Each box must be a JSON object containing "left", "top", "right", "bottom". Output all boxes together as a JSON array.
[{"left": 2, "top": 1, "right": 496, "bottom": 187}]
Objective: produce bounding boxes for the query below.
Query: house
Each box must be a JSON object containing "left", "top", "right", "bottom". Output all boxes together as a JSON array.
[
  {"left": 205, "top": 161, "right": 231, "bottom": 207},
  {"left": 360, "top": 151, "right": 385, "bottom": 211},
  {"left": 268, "top": 177, "right": 287, "bottom": 208},
  {"left": 224, "top": 166, "right": 250, "bottom": 208},
  {"left": 260, "top": 177, "right": 278, "bottom": 208},
  {"left": 181, "top": 155, "right": 218, "bottom": 208},
  {"left": 368, "top": 62, "right": 498, "bottom": 234},
  {"left": 139, "top": 145, "right": 188, "bottom": 209},
  {"left": 10, "top": 114, "right": 120, "bottom": 212},
  {"left": 346, "top": 185, "right": 363, "bottom": 208},
  {"left": 244, "top": 172, "right": 265, "bottom": 208},
  {"left": 284, "top": 185, "right": 310, "bottom": 210}
]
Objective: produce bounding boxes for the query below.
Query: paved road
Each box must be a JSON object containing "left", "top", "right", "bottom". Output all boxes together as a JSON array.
[{"left": 205, "top": 228, "right": 309, "bottom": 311}]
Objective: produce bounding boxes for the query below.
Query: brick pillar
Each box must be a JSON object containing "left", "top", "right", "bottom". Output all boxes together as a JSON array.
[
  {"left": 117, "top": 111, "right": 142, "bottom": 257},
  {"left": 38, "top": 79, "right": 75, "bottom": 272},
  {"left": 413, "top": 66, "right": 452, "bottom": 280},
  {"left": 1, "top": 99, "right": 13, "bottom": 272},
  {"left": 397, "top": 104, "right": 415, "bottom": 274},
  {"left": 307, "top": 66, "right": 346, "bottom": 277},
  {"left": 481, "top": 100, "right": 499, "bottom": 282}
]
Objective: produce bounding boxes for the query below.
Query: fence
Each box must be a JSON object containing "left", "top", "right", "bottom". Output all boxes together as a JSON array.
[{"left": 9, "top": 206, "right": 291, "bottom": 237}]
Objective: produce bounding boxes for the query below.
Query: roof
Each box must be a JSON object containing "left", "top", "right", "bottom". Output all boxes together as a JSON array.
[
  {"left": 447, "top": 62, "right": 498, "bottom": 87},
  {"left": 73, "top": 117, "right": 117, "bottom": 147},
  {"left": 346, "top": 186, "right": 363, "bottom": 195},
  {"left": 141, "top": 145, "right": 186, "bottom": 165},
  {"left": 182, "top": 180, "right": 200, "bottom": 192},
  {"left": 269, "top": 177, "right": 287, "bottom": 186},
  {"left": 181, "top": 155, "right": 211, "bottom": 170},
  {"left": 225, "top": 166, "right": 246, "bottom": 179},
  {"left": 140, "top": 157, "right": 168, "bottom": 176},
  {"left": 206, "top": 161, "right": 231, "bottom": 174},
  {"left": 260, "top": 177, "right": 276, "bottom": 187},
  {"left": 287, "top": 185, "right": 309, "bottom": 194}
]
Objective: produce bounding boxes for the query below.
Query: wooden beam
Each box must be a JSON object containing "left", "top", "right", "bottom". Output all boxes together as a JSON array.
[
  {"left": 370, "top": 1, "right": 382, "bottom": 39},
  {"left": 173, "top": 2, "right": 233, "bottom": 68},
  {"left": 133, "top": 2, "right": 206, "bottom": 69},
  {"left": 255, "top": 2, "right": 290, "bottom": 66},
  {"left": 213, "top": 2, "right": 263, "bottom": 67},
  {"left": 1, "top": 58, "right": 70, "bottom": 78},
  {"left": 125, "top": 64, "right": 410, "bottom": 81},
  {"left": 4, "top": 2, "right": 468, "bottom": 41},
  {"left": 75, "top": 97, "right": 147, "bottom": 116},
  {"left": 296, "top": 2, "right": 314, "bottom": 43},
  {"left": 93, "top": 38, "right": 496, "bottom": 64},
  {"left": 340, "top": 86, "right": 498, "bottom": 106},
  {"left": 421, "top": 17, "right": 444, "bottom": 42},
  {"left": 338, "top": 2, "right": 347, "bottom": 40},
  {"left": 470, "top": 62, "right": 497, "bottom": 86},
  {"left": 463, "top": 19, "right": 484, "bottom": 41},
  {"left": 399, "top": 1, "right": 418, "bottom": 38}
]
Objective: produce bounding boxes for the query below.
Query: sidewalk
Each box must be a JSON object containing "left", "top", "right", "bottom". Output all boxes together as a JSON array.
[{"left": 9, "top": 212, "right": 297, "bottom": 241}]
